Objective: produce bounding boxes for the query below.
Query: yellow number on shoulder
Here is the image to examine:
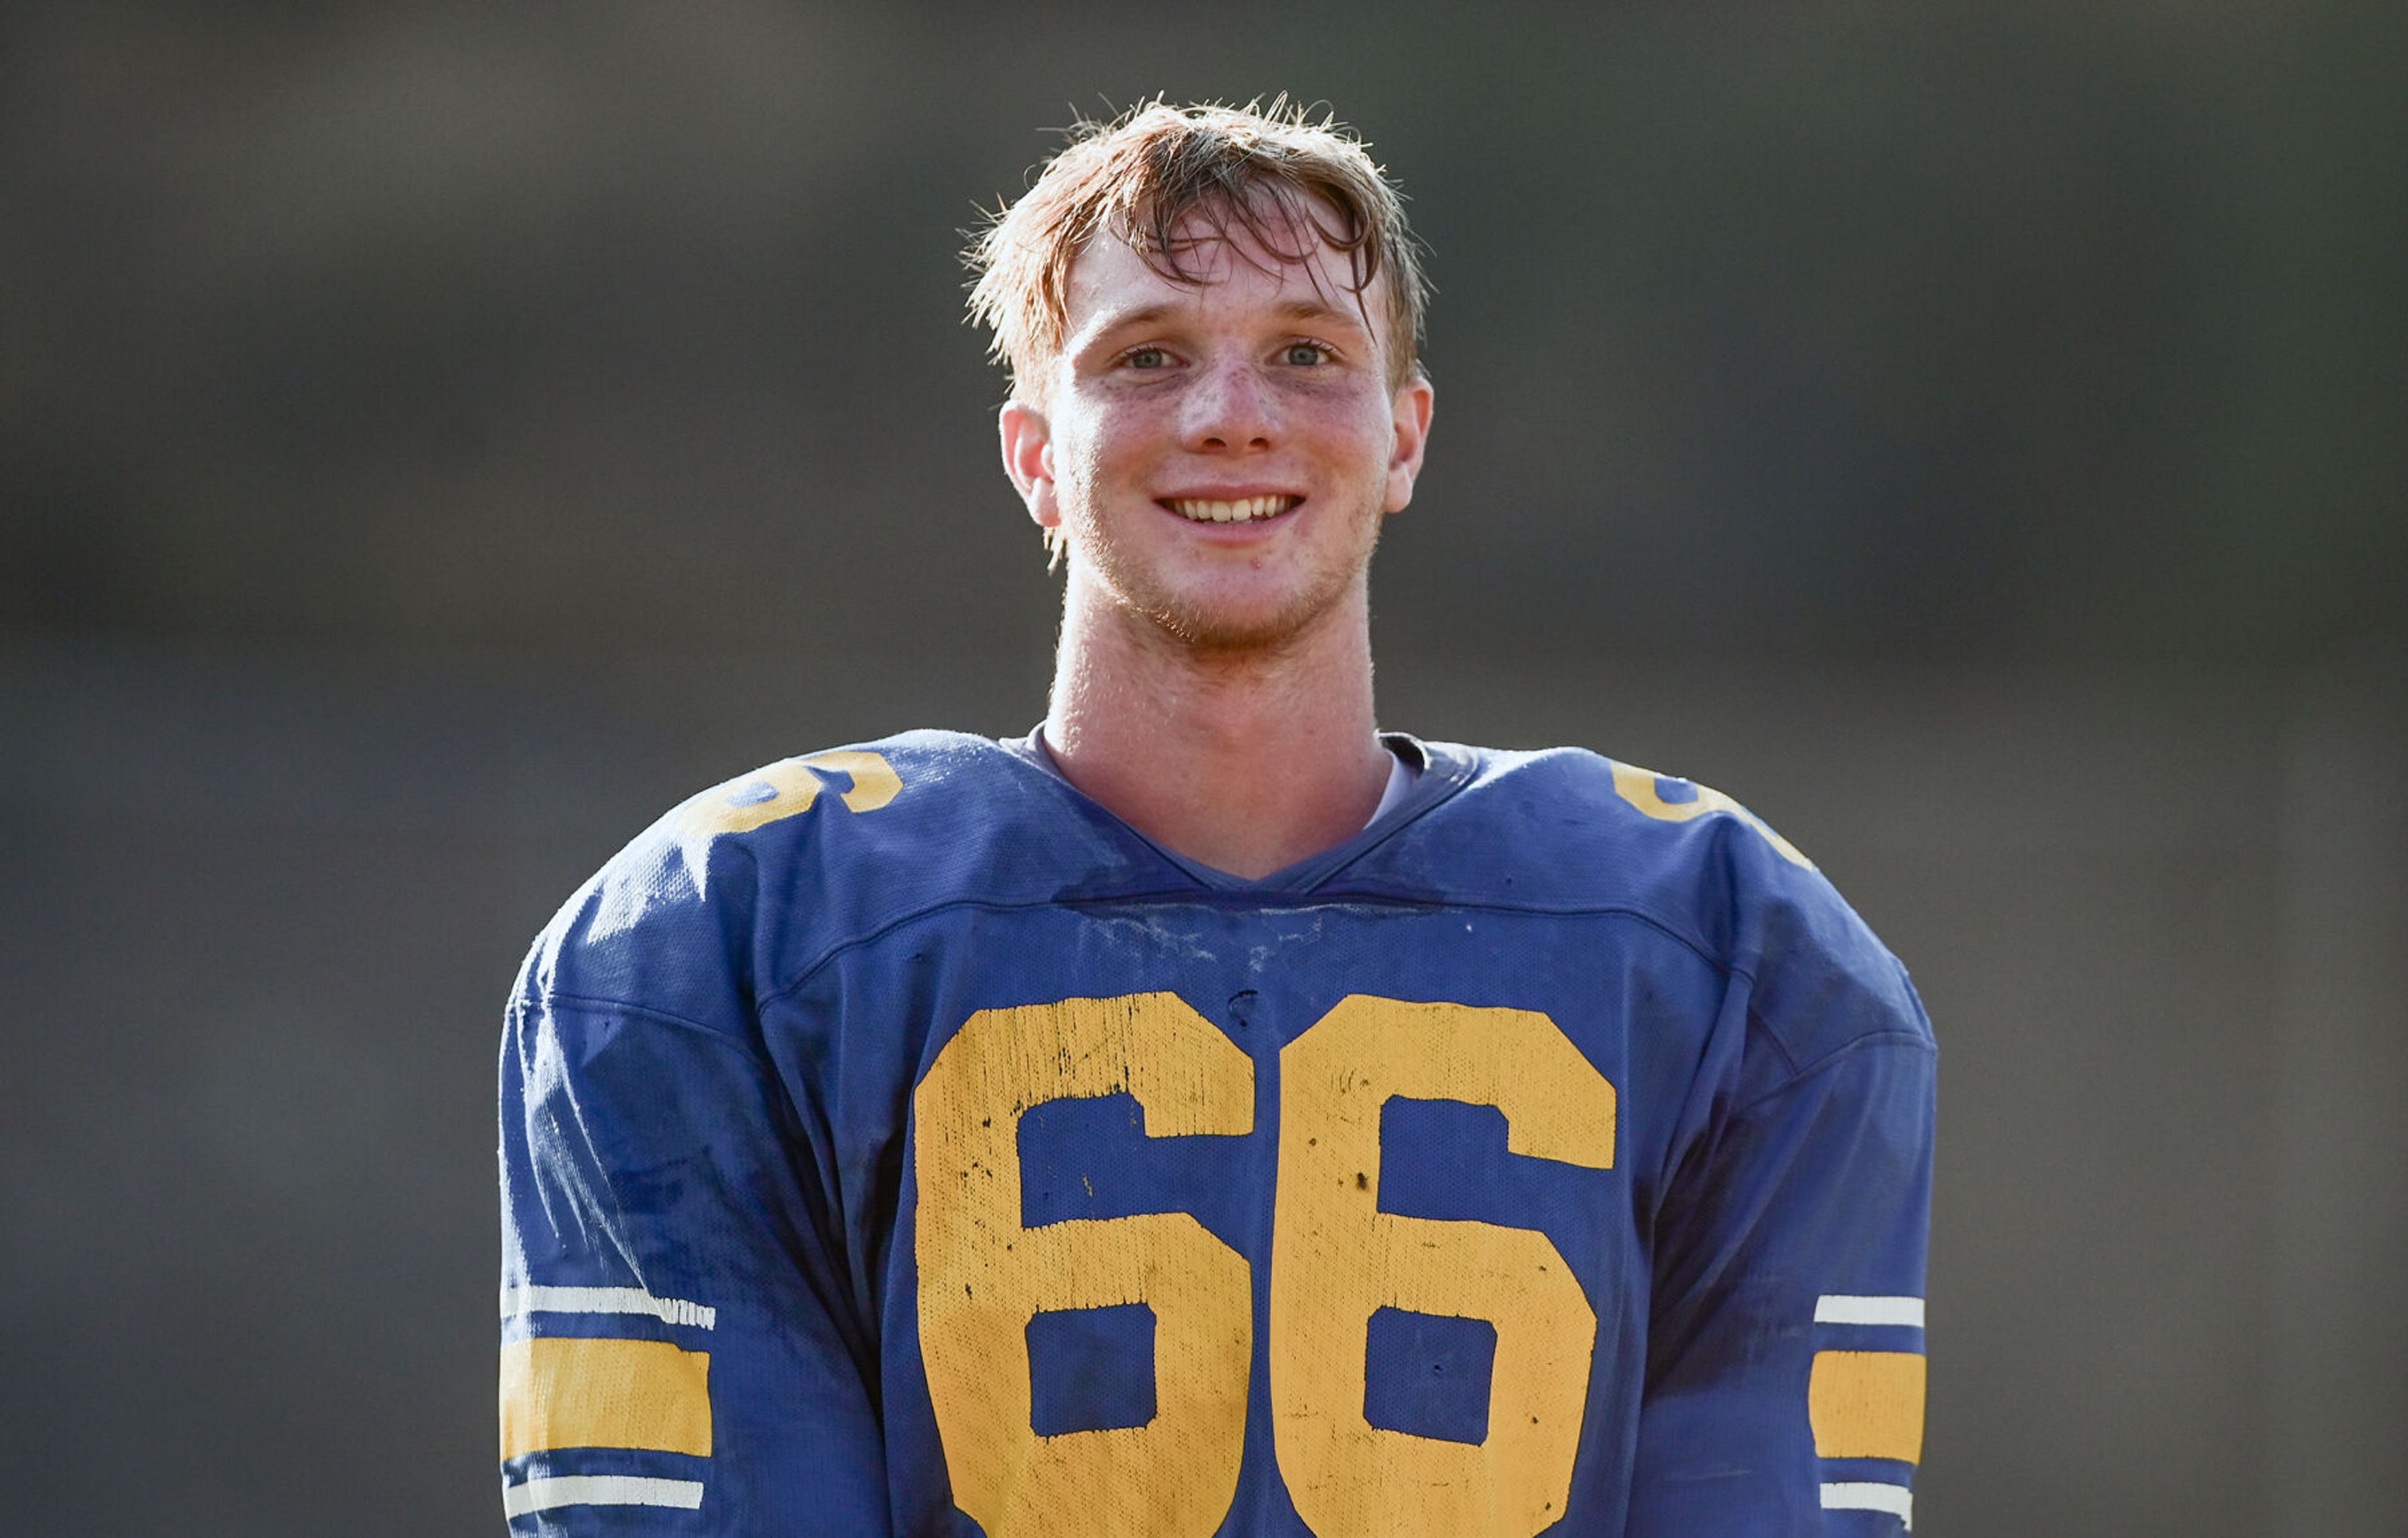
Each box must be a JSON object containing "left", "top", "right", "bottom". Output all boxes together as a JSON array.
[
  {"left": 1272, "top": 996, "right": 1615, "bottom": 1538},
  {"left": 1608, "top": 759, "right": 1813, "bottom": 868},
  {"left": 914, "top": 994, "right": 1254, "bottom": 1538},
  {"left": 672, "top": 750, "right": 901, "bottom": 840}
]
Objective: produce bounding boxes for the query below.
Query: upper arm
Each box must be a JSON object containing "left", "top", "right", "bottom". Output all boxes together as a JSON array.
[
  {"left": 1631, "top": 1032, "right": 1936, "bottom": 1535},
  {"left": 498, "top": 990, "right": 890, "bottom": 1535}
]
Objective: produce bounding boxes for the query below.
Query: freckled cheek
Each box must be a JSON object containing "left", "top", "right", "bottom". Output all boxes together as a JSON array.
[
  {"left": 1299, "top": 423, "right": 1398, "bottom": 477},
  {"left": 1052, "top": 437, "right": 1140, "bottom": 515},
  {"left": 1082, "top": 416, "right": 1180, "bottom": 489},
  {"left": 1284, "top": 391, "right": 1395, "bottom": 444}
]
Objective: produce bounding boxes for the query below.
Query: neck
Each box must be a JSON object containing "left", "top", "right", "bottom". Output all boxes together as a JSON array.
[{"left": 1042, "top": 575, "right": 1391, "bottom": 880}]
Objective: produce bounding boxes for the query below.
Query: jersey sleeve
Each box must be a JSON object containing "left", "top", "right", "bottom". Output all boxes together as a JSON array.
[
  {"left": 1629, "top": 982, "right": 1936, "bottom": 1533},
  {"left": 497, "top": 950, "right": 888, "bottom": 1532}
]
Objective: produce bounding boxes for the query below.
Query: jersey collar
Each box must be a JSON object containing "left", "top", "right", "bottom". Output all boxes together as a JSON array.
[{"left": 994, "top": 729, "right": 1480, "bottom": 896}]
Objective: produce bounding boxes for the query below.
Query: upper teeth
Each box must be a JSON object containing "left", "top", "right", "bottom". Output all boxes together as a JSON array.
[{"left": 1168, "top": 496, "right": 1297, "bottom": 523}]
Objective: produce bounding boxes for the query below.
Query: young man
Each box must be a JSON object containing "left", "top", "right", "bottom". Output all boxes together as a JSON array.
[{"left": 499, "top": 103, "right": 1933, "bottom": 1535}]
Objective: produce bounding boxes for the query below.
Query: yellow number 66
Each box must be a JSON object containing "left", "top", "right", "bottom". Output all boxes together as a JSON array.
[{"left": 915, "top": 993, "right": 1617, "bottom": 1538}]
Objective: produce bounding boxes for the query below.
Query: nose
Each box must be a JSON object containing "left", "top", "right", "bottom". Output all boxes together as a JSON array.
[{"left": 1181, "top": 355, "right": 1279, "bottom": 453}]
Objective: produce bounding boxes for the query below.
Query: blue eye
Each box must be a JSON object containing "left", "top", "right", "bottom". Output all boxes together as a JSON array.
[
  {"left": 1126, "top": 347, "right": 1168, "bottom": 369},
  {"left": 1285, "top": 342, "right": 1328, "bottom": 366}
]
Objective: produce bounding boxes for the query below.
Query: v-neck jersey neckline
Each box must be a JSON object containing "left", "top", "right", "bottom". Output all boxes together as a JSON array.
[{"left": 992, "top": 729, "right": 1481, "bottom": 894}]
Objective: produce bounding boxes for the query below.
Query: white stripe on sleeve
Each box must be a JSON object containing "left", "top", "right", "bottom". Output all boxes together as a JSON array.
[
  {"left": 504, "top": 1475, "right": 705, "bottom": 1517},
  {"left": 499, "top": 1285, "right": 717, "bottom": 1330},
  {"left": 1814, "top": 1294, "right": 1925, "bottom": 1328},
  {"left": 1821, "top": 1480, "right": 1913, "bottom": 1528}
]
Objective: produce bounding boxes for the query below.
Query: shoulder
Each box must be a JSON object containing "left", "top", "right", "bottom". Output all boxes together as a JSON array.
[
  {"left": 1404, "top": 743, "right": 1933, "bottom": 1067},
  {"left": 512, "top": 730, "right": 1080, "bottom": 1031},
  {"left": 1401, "top": 743, "right": 1813, "bottom": 910}
]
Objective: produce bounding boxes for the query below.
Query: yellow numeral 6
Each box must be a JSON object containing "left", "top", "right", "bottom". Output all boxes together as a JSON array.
[{"left": 915, "top": 992, "right": 1616, "bottom": 1537}]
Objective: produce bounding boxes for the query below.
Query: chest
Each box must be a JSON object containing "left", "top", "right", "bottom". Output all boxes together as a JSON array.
[{"left": 761, "top": 899, "right": 1726, "bottom": 1536}]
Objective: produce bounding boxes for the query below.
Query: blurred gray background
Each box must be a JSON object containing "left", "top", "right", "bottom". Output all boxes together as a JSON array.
[{"left": 4, "top": 2, "right": 2402, "bottom": 1534}]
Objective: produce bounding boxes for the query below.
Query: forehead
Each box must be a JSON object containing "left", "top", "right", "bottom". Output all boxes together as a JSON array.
[{"left": 1061, "top": 208, "right": 1388, "bottom": 346}]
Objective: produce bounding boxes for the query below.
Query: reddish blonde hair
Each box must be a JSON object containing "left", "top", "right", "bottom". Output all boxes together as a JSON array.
[{"left": 966, "top": 99, "right": 1429, "bottom": 401}]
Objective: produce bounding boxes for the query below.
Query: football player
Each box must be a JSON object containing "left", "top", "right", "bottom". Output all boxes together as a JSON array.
[{"left": 499, "top": 100, "right": 1934, "bottom": 1535}]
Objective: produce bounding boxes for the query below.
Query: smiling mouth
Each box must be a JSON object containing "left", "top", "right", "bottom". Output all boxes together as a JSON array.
[{"left": 1163, "top": 495, "right": 1304, "bottom": 524}]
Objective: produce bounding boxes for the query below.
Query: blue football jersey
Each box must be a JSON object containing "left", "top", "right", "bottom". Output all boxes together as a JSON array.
[{"left": 499, "top": 731, "right": 1934, "bottom": 1535}]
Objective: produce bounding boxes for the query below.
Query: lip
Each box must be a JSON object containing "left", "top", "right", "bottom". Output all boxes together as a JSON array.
[{"left": 1156, "top": 485, "right": 1307, "bottom": 501}]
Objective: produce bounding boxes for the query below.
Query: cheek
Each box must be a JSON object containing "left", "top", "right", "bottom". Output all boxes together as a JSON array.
[
  {"left": 1051, "top": 432, "right": 1114, "bottom": 512},
  {"left": 1084, "top": 415, "right": 1141, "bottom": 469},
  {"left": 1315, "top": 416, "right": 1399, "bottom": 479},
  {"left": 1294, "top": 387, "right": 1398, "bottom": 447}
]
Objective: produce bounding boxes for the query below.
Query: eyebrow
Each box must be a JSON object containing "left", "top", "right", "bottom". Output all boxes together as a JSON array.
[
  {"left": 1076, "top": 301, "right": 1183, "bottom": 340},
  {"left": 1272, "top": 295, "right": 1362, "bottom": 323},
  {"left": 1074, "top": 296, "right": 1373, "bottom": 347}
]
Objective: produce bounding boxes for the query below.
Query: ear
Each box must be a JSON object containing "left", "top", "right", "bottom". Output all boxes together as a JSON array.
[
  {"left": 1381, "top": 374, "right": 1436, "bottom": 514},
  {"left": 1000, "top": 400, "right": 1059, "bottom": 531}
]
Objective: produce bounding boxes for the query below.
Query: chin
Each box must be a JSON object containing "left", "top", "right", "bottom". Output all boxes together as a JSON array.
[
  {"left": 1139, "top": 582, "right": 1354, "bottom": 653},
  {"left": 1073, "top": 528, "right": 1372, "bottom": 655}
]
